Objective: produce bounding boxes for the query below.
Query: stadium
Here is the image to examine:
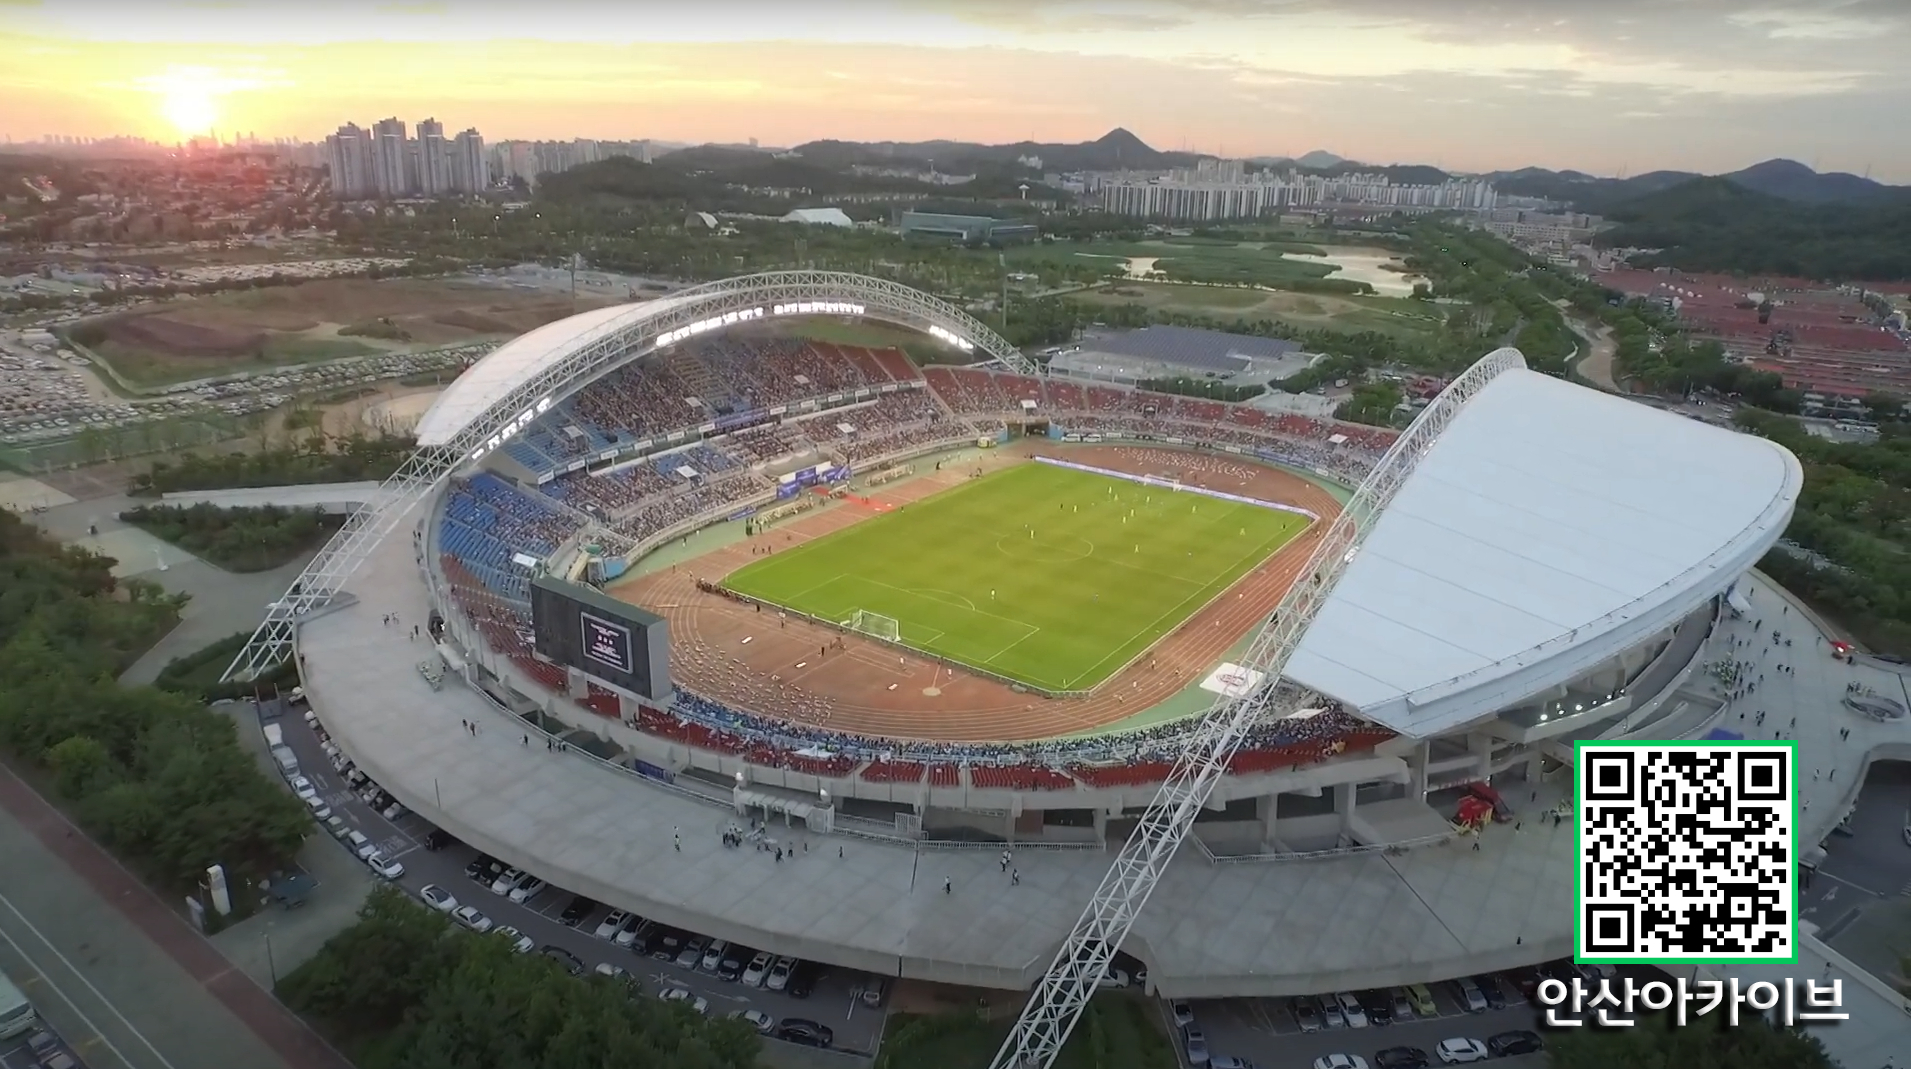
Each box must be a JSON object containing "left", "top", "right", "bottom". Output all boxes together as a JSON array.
[{"left": 247, "top": 271, "right": 1802, "bottom": 1002}]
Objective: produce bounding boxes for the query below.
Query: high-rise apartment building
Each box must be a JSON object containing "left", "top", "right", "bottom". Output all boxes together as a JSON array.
[
  {"left": 416, "top": 118, "right": 451, "bottom": 196},
  {"left": 325, "top": 123, "right": 375, "bottom": 199},
  {"left": 1095, "top": 163, "right": 1498, "bottom": 221},
  {"left": 370, "top": 117, "right": 410, "bottom": 198},
  {"left": 450, "top": 128, "right": 488, "bottom": 194}
]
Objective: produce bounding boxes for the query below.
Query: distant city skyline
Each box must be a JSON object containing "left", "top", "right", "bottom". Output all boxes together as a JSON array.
[{"left": 2, "top": 0, "right": 1907, "bottom": 182}]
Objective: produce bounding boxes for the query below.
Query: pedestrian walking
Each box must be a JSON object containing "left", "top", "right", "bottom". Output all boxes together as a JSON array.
[
  {"left": 944, "top": 877, "right": 952, "bottom": 895},
  {"left": 1011, "top": 869, "right": 1020, "bottom": 886}
]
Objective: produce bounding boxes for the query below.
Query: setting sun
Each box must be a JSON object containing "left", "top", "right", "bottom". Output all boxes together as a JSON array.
[
  {"left": 161, "top": 85, "right": 217, "bottom": 136},
  {"left": 143, "top": 66, "right": 232, "bottom": 138}
]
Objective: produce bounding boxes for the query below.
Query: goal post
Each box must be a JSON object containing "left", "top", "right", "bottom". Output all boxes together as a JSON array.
[{"left": 846, "top": 609, "right": 901, "bottom": 643}]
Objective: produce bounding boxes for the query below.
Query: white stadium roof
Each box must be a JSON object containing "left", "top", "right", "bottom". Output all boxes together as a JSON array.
[
  {"left": 414, "top": 297, "right": 694, "bottom": 447},
  {"left": 1286, "top": 367, "right": 1801, "bottom": 738}
]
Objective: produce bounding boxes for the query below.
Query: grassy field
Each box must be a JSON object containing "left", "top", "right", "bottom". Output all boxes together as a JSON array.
[
  {"left": 722, "top": 461, "right": 1309, "bottom": 691},
  {"left": 1079, "top": 281, "right": 1447, "bottom": 338}
]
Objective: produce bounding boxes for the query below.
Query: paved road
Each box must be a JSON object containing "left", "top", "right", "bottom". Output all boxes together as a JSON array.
[
  {"left": 1805, "top": 761, "right": 1911, "bottom": 911},
  {"left": 1188, "top": 979, "right": 1545, "bottom": 1068},
  {"left": 275, "top": 700, "right": 891, "bottom": 1055},
  {"left": 0, "top": 762, "right": 349, "bottom": 1069}
]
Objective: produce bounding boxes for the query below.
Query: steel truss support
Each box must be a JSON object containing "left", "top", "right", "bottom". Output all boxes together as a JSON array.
[
  {"left": 224, "top": 270, "right": 1024, "bottom": 683},
  {"left": 990, "top": 348, "right": 1527, "bottom": 1069}
]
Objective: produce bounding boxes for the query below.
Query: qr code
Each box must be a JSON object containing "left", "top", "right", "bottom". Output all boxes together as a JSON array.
[{"left": 1575, "top": 742, "right": 1794, "bottom": 962}]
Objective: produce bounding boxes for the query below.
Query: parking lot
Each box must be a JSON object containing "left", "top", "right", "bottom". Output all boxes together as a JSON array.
[
  {"left": 1179, "top": 976, "right": 1548, "bottom": 1068},
  {"left": 268, "top": 696, "right": 887, "bottom": 1055}
]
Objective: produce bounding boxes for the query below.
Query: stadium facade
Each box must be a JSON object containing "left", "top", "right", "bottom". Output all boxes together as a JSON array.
[{"left": 268, "top": 272, "right": 1802, "bottom": 994}]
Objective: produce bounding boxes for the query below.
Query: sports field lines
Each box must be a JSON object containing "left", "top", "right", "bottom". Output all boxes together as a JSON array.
[{"left": 721, "top": 461, "right": 1309, "bottom": 692}]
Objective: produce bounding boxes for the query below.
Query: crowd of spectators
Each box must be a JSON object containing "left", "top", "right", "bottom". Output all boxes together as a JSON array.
[{"left": 426, "top": 348, "right": 1404, "bottom": 793}]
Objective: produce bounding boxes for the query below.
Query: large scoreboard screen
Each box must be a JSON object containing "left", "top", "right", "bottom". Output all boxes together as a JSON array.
[{"left": 529, "top": 574, "right": 670, "bottom": 702}]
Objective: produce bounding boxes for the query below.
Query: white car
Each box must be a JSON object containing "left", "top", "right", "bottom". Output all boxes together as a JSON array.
[
  {"left": 660, "top": 987, "right": 709, "bottom": 1016},
  {"left": 613, "top": 915, "right": 646, "bottom": 948},
  {"left": 595, "top": 909, "right": 632, "bottom": 941},
  {"left": 765, "top": 956, "right": 795, "bottom": 992},
  {"left": 730, "top": 1009, "right": 775, "bottom": 1034},
  {"left": 381, "top": 801, "right": 407, "bottom": 821},
  {"left": 594, "top": 963, "right": 629, "bottom": 981},
  {"left": 1313, "top": 1057, "right": 1369, "bottom": 1069},
  {"left": 289, "top": 775, "right": 318, "bottom": 801},
  {"left": 451, "top": 905, "right": 494, "bottom": 934},
  {"left": 1096, "top": 967, "right": 1131, "bottom": 989},
  {"left": 490, "top": 867, "right": 526, "bottom": 895},
  {"left": 494, "top": 926, "right": 534, "bottom": 954},
  {"left": 364, "top": 851, "right": 404, "bottom": 879},
  {"left": 508, "top": 877, "right": 547, "bottom": 904},
  {"left": 1435, "top": 1038, "right": 1489, "bottom": 1065},
  {"left": 741, "top": 951, "right": 774, "bottom": 987},
  {"left": 1335, "top": 992, "right": 1368, "bottom": 1028},
  {"left": 420, "top": 884, "right": 458, "bottom": 913},
  {"left": 303, "top": 795, "right": 331, "bottom": 822}
]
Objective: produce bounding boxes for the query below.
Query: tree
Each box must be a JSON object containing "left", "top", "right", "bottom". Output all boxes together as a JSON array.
[
  {"left": 1547, "top": 1011, "right": 1835, "bottom": 1069},
  {"left": 281, "top": 887, "right": 761, "bottom": 1069}
]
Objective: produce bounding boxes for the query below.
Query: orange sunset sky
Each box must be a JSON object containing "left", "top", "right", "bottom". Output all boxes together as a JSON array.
[{"left": 2, "top": 0, "right": 1907, "bottom": 180}]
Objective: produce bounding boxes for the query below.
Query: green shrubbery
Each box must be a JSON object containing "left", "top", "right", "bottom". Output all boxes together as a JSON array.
[
  {"left": 281, "top": 887, "right": 761, "bottom": 1069},
  {"left": 120, "top": 502, "right": 342, "bottom": 572},
  {"left": 0, "top": 511, "right": 308, "bottom": 890},
  {"left": 129, "top": 436, "right": 413, "bottom": 496}
]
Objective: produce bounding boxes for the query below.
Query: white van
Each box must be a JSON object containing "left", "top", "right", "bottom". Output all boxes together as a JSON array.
[{"left": 345, "top": 830, "right": 374, "bottom": 858}]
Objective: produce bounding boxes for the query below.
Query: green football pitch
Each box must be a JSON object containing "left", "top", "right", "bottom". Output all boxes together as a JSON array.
[{"left": 721, "top": 461, "right": 1312, "bottom": 692}]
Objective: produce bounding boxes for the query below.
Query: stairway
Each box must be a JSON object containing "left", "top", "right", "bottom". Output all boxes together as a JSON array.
[{"left": 664, "top": 349, "right": 730, "bottom": 412}]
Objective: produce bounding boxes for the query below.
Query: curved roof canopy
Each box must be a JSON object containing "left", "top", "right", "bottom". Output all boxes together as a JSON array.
[
  {"left": 1286, "top": 368, "right": 1801, "bottom": 737},
  {"left": 412, "top": 271, "right": 1030, "bottom": 450},
  {"left": 414, "top": 298, "right": 688, "bottom": 447}
]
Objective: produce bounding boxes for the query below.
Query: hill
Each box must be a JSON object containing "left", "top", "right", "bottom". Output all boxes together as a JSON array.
[
  {"left": 1490, "top": 159, "right": 1910, "bottom": 209},
  {"left": 1595, "top": 177, "right": 1911, "bottom": 281},
  {"left": 791, "top": 127, "right": 1206, "bottom": 174}
]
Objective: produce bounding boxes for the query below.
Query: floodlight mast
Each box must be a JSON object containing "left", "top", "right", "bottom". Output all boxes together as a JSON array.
[{"left": 988, "top": 348, "right": 1524, "bottom": 1069}]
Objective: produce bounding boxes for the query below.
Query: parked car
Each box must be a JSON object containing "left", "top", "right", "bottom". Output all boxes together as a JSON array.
[
  {"left": 613, "top": 914, "right": 646, "bottom": 948},
  {"left": 1184, "top": 1027, "right": 1210, "bottom": 1067},
  {"left": 380, "top": 801, "right": 407, "bottom": 821},
  {"left": 508, "top": 876, "right": 547, "bottom": 904},
  {"left": 700, "top": 939, "right": 728, "bottom": 972},
  {"left": 593, "top": 963, "right": 629, "bottom": 982},
  {"left": 660, "top": 987, "right": 708, "bottom": 1015},
  {"left": 364, "top": 851, "right": 404, "bottom": 879},
  {"left": 1474, "top": 974, "right": 1507, "bottom": 1010},
  {"left": 1171, "top": 1001, "right": 1196, "bottom": 1028},
  {"left": 774, "top": 1018, "right": 833, "bottom": 1048},
  {"left": 1374, "top": 1047, "right": 1428, "bottom": 1069},
  {"left": 1311, "top": 1056, "right": 1368, "bottom": 1069},
  {"left": 303, "top": 795, "right": 331, "bottom": 822},
  {"left": 676, "top": 937, "right": 707, "bottom": 970},
  {"left": 451, "top": 906, "right": 493, "bottom": 934},
  {"left": 1486, "top": 1031, "right": 1544, "bottom": 1057},
  {"left": 1434, "top": 1038, "right": 1488, "bottom": 1065},
  {"left": 559, "top": 895, "right": 595, "bottom": 927},
  {"left": 1361, "top": 990, "right": 1392, "bottom": 1026},
  {"left": 540, "top": 946, "right": 585, "bottom": 976},
  {"left": 1454, "top": 978, "right": 1488, "bottom": 1014},
  {"left": 1335, "top": 992, "right": 1368, "bottom": 1028},
  {"left": 422, "top": 829, "right": 454, "bottom": 851},
  {"left": 1320, "top": 995, "right": 1346, "bottom": 1029},
  {"left": 1405, "top": 984, "right": 1437, "bottom": 1018},
  {"left": 1209, "top": 1058, "right": 1258, "bottom": 1069},
  {"left": 493, "top": 926, "right": 534, "bottom": 954},
  {"left": 289, "top": 775, "right": 317, "bottom": 801},
  {"left": 766, "top": 956, "right": 795, "bottom": 992},
  {"left": 1389, "top": 987, "right": 1415, "bottom": 1022},
  {"left": 419, "top": 885, "right": 458, "bottom": 913},
  {"left": 649, "top": 929, "right": 683, "bottom": 962},
  {"left": 490, "top": 867, "right": 527, "bottom": 895},
  {"left": 743, "top": 952, "right": 775, "bottom": 987},
  {"left": 595, "top": 909, "right": 632, "bottom": 940},
  {"left": 1291, "top": 995, "right": 1322, "bottom": 1033},
  {"left": 861, "top": 977, "right": 889, "bottom": 1007},
  {"left": 730, "top": 1009, "right": 774, "bottom": 1034},
  {"left": 716, "top": 946, "right": 747, "bottom": 983}
]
